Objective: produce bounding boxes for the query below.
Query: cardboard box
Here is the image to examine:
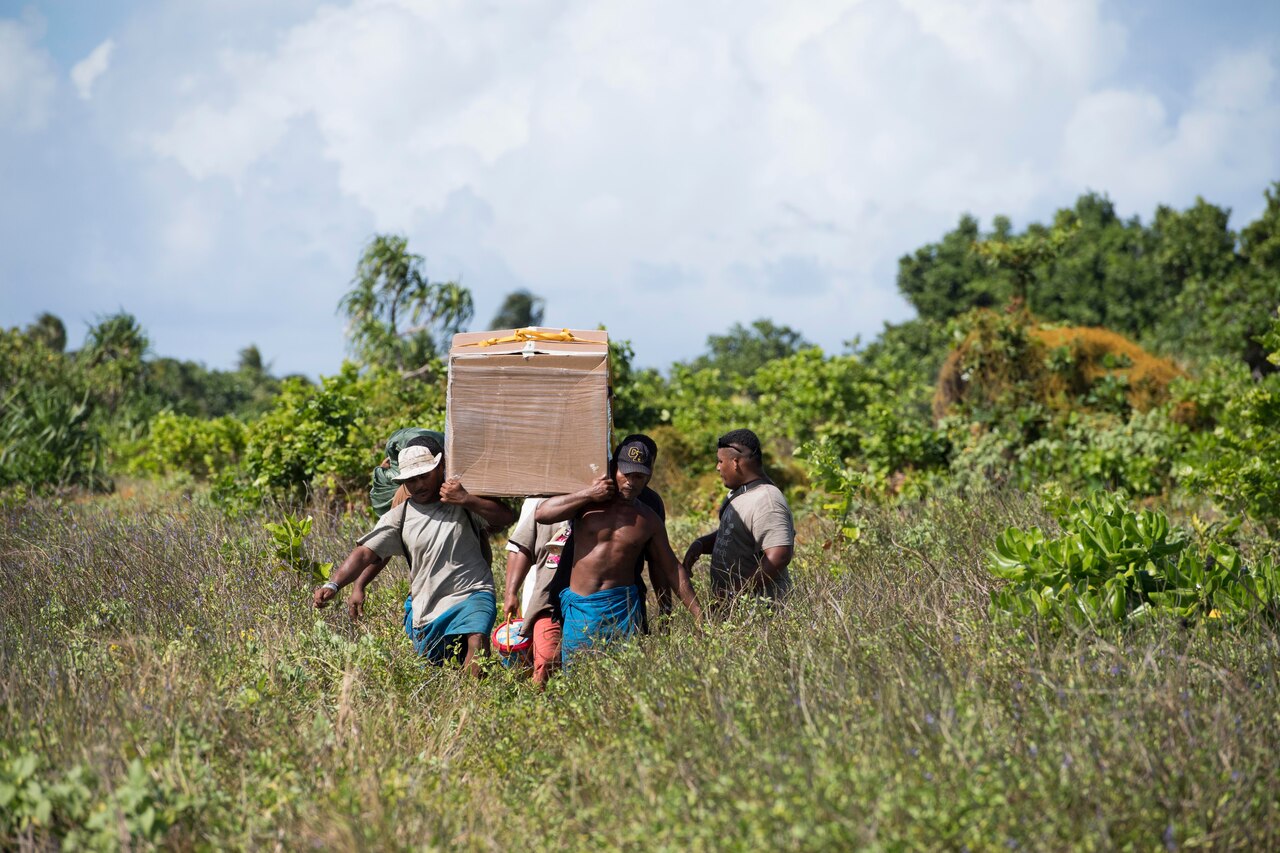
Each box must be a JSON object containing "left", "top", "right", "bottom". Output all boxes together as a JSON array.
[{"left": 445, "top": 328, "right": 611, "bottom": 496}]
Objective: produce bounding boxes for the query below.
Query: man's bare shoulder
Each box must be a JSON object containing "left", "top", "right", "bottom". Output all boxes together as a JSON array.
[{"left": 633, "top": 500, "right": 661, "bottom": 523}]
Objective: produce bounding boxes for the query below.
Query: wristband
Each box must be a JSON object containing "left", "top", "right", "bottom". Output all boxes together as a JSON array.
[{"left": 322, "top": 581, "right": 340, "bottom": 593}]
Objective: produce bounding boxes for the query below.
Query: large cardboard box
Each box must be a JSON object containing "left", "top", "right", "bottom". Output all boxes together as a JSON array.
[{"left": 445, "top": 328, "right": 611, "bottom": 496}]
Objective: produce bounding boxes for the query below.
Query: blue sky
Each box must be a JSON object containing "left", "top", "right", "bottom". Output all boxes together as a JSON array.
[{"left": 2, "top": 0, "right": 1278, "bottom": 378}]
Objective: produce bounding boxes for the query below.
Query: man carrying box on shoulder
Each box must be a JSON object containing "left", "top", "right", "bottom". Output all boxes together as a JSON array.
[
  {"left": 313, "top": 439, "right": 515, "bottom": 677},
  {"left": 535, "top": 438, "right": 701, "bottom": 666},
  {"left": 504, "top": 434, "right": 674, "bottom": 684}
]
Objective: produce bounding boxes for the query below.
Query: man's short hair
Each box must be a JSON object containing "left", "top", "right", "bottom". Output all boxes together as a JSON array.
[
  {"left": 405, "top": 434, "right": 444, "bottom": 457},
  {"left": 717, "top": 428, "right": 761, "bottom": 460}
]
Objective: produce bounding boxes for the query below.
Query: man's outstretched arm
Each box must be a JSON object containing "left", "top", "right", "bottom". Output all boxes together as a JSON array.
[
  {"left": 503, "top": 545, "right": 534, "bottom": 622},
  {"left": 535, "top": 475, "right": 615, "bottom": 524},
  {"left": 313, "top": 545, "right": 384, "bottom": 619},
  {"left": 681, "top": 531, "right": 717, "bottom": 572},
  {"left": 647, "top": 525, "right": 702, "bottom": 623}
]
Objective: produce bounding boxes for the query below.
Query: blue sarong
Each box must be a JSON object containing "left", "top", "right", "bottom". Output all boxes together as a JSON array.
[
  {"left": 559, "top": 585, "right": 642, "bottom": 665},
  {"left": 403, "top": 590, "right": 496, "bottom": 665}
]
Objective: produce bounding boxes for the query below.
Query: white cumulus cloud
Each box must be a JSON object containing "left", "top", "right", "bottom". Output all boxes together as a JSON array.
[
  {"left": 70, "top": 38, "right": 116, "bottom": 100},
  {"left": 1061, "top": 49, "right": 1280, "bottom": 213},
  {"left": 128, "top": 0, "right": 1280, "bottom": 367}
]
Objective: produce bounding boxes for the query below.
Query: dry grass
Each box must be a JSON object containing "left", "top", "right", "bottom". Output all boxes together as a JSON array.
[{"left": 3, "top": 489, "right": 1279, "bottom": 849}]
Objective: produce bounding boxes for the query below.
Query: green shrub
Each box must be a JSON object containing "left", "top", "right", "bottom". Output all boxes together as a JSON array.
[
  {"left": 797, "top": 438, "right": 870, "bottom": 542},
  {"left": 1174, "top": 310, "right": 1280, "bottom": 533},
  {"left": 212, "top": 361, "right": 445, "bottom": 509},
  {"left": 0, "top": 329, "right": 108, "bottom": 491},
  {"left": 1016, "top": 408, "right": 1186, "bottom": 496},
  {"left": 988, "top": 490, "right": 1278, "bottom": 627},
  {"left": 216, "top": 369, "right": 369, "bottom": 507},
  {"left": 129, "top": 411, "right": 247, "bottom": 479},
  {"left": 264, "top": 513, "right": 333, "bottom": 584}
]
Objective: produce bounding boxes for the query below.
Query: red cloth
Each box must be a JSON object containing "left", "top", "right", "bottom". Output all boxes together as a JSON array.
[{"left": 530, "top": 615, "right": 562, "bottom": 685}]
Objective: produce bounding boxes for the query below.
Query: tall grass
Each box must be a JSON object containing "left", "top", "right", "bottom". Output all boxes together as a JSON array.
[{"left": 2, "top": 489, "right": 1278, "bottom": 849}]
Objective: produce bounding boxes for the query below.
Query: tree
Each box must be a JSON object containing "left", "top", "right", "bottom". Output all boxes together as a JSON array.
[
  {"left": 338, "top": 235, "right": 474, "bottom": 376},
  {"left": 237, "top": 344, "right": 266, "bottom": 374},
  {"left": 490, "top": 289, "right": 546, "bottom": 329},
  {"left": 975, "top": 216, "right": 1080, "bottom": 312},
  {"left": 0, "top": 328, "right": 107, "bottom": 491},
  {"left": 1158, "top": 186, "right": 1280, "bottom": 375},
  {"left": 1027, "top": 194, "right": 1165, "bottom": 334},
  {"left": 898, "top": 193, "right": 1200, "bottom": 339},
  {"left": 1151, "top": 197, "right": 1237, "bottom": 286},
  {"left": 1236, "top": 182, "right": 1280, "bottom": 376},
  {"left": 897, "top": 214, "right": 1014, "bottom": 321},
  {"left": 686, "top": 318, "right": 812, "bottom": 380},
  {"left": 79, "top": 311, "right": 149, "bottom": 415},
  {"left": 25, "top": 312, "right": 66, "bottom": 353}
]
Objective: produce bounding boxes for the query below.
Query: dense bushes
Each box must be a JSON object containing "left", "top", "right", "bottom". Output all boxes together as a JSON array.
[
  {"left": 1, "top": 312, "right": 285, "bottom": 495},
  {"left": 212, "top": 363, "right": 446, "bottom": 509},
  {"left": 5, "top": 187, "right": 1280, "bottom": 541},
  {"left": 127, "top": 412, "right": 247, "bottom": 480},
  {"left": 989, "top": 490, "right": 1278, "bottom": 628}
]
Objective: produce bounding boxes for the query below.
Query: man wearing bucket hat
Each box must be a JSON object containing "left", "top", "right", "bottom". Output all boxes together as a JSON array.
[
  {"left": 535, "top": 437, "right": 701, "bottom": 666},
  {"left": 334, "top": 431, "right": 452, "bottom": 622},
  {"left": 313, "top": 439, "right": 515, "bottom": 676},
  {"left": 681, "top": 428, "right": 795, "bottom": 605}
]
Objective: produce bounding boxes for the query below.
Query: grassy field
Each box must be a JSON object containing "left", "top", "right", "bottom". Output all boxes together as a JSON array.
[{"left": 3, "top": 488, "right": 1279, "bottom": 850}]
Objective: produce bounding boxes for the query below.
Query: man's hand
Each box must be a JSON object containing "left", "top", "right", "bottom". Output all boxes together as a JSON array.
[
  {"left": 535, "top": 474, "right": 615, "bottom": 524},
  {"left": 503, "top": 592, "right": 520, "bottom": 623},
  {"left": 586, "top": 473, "right": 616, "bottom": 503},
  {"left": 347, "top": 586, "right": 366, "bottom": 621},
  {"left": 681, "top": 542, "right": 702, "bottom": 572},
  {"left": 682, "top": 532, "right": 715, "bottom": 572},
  {"left": 313, "top": 584, "right": 336, "bottom": 608},
  {"left": 439, "top": 476, "right": 469, "bottom": 505}
]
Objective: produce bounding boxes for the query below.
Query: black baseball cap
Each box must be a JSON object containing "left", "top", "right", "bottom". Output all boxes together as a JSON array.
[{"left": 614, "top": 439, "right": 654, "bottom": 476}]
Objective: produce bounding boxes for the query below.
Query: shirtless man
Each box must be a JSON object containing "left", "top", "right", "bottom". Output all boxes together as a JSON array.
[{"left": 535, "top": 438, "right": 701, "bottom": 664}]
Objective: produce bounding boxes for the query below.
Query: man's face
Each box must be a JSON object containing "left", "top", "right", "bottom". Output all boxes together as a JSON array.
[
  {"left": 614, "top": 468, "right": 650, "bottom": 501},
  {"left": 716, "top": 447, "right": 746, "bottom": 489},
  {"left": 403, "top": 466, "right": 445, "bottom": 503}
]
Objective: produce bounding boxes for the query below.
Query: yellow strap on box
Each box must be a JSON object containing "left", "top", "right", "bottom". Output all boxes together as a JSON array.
[{"left": 462, "top": 328, "right": 590, "bottom": 347}]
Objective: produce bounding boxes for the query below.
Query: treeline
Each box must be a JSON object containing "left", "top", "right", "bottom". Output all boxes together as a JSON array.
[
  {"left": 3, "top": 184, "right": 1279, "bottom": 535},
  {"left": 899, "top": 186, "right": 1280, "bottom": 376},
  {"left": 607, "top": 184, "right": 1280, "bottom": 528},
  {"left": 0, "top": 312, "right": 284, "bottom": 491}
]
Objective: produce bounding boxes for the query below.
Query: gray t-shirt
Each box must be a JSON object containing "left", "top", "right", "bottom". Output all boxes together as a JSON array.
[
  {"left": 358, "top": 500, "right": 494, "bottom": 628},
  {"left": 710, "top": 481, "right": 795, "bottom": 599},
  {"left": 506, "top": 497, "right": 571, "bottom": 633}
]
